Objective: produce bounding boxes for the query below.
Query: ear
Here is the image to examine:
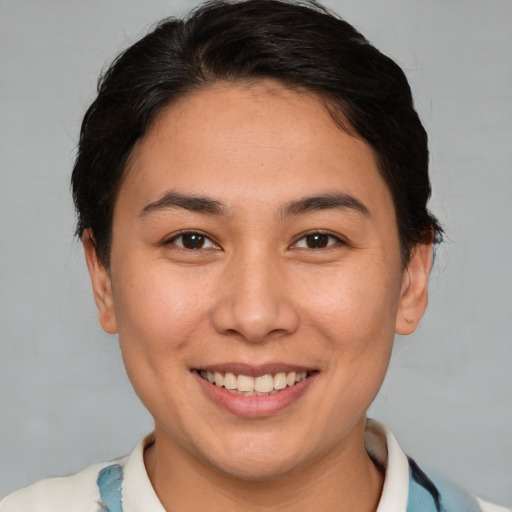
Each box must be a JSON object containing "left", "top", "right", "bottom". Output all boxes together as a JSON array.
[
  {"left": 82, "top": 229, "right": 118, "bottom": 334},
  {"left": 395, "top": 240, "right": 434, "bottom": 335}
]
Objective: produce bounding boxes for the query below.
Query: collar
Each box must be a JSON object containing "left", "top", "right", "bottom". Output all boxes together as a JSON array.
[
  {"left": 122, "top": 432, "right": 165, "bottom": 512},
  {"left": 119, "top": 419, "right": 410, "bottom": 512},
  {"left": 365, "top": 419, "right": 410, "bottom": 512}
]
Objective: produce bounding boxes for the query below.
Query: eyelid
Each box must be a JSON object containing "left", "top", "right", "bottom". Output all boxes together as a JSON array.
[
  {"left": 163, "top": 229, "right": 346, "bottom": 251},
  {"left": 164, "top": 230, "right": 221, "bottom": 250},
  {"left": 291, "top": 230, "right": 347, "bottom": 249}
]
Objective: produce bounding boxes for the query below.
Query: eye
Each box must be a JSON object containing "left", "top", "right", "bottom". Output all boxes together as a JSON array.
[
  {"left": 167, "top": 231, "right": 219, "bottom": 250},
  {"left": 294, "top": 232, "right": 343, "bottom": 249}
]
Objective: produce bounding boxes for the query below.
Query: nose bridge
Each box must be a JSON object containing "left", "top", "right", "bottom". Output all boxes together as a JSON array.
[{"left": 212, "top": 243, "right": 299, "bottom": 342}]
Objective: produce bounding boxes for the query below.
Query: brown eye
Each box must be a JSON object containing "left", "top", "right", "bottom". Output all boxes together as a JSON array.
[
  {"left": 169, "top": 232, "right": 218, "bottom": 250},
  {"left": 305, "top": 233, "right": 329, "bottom": 249},
  {"left": 294, "top": 232, "right": 342, "bottom": 250},
  {"left": 181, "top": 233, "right": 205, "bottom": 249}
]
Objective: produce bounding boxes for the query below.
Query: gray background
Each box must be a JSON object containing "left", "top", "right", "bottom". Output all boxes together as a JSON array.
[{"left": 1, "top": 0, "right": 511, "bottom": 505}]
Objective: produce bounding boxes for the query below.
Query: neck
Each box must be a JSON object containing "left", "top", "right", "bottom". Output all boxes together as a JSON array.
[{"left": 144, "top": 422, "right": 384, "bottom": 512}]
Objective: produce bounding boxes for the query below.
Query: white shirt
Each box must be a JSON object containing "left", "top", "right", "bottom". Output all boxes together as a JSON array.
[{"left": 1, "top": 420, "right": 509, "bottom": 512}]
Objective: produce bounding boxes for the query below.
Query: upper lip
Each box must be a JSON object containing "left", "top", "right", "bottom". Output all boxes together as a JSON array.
[{"left": 193, "top": 362, "right": 316, "bottom": 378}]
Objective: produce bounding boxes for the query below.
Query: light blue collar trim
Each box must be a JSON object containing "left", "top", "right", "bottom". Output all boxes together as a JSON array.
[
  {"left": 407, "top": 457, "right": 482, "bottom": 512},
  {"left": 97, "top": 464, "right": 124, "bottom": 512}
]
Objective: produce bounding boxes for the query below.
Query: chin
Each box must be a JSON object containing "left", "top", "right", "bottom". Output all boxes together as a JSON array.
[
  {"left": 210, "top": 454, "right": 303, "bottom": 482},
  {"left": 197, "top": 432, "right": 315, "bottom": 482}
]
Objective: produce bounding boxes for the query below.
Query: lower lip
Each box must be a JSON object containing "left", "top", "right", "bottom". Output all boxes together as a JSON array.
[{"left": 193, "top": 371, "right": 316, "bottom": 418}]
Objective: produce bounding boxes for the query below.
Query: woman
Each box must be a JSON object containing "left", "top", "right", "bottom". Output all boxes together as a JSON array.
[{"left": 1, "top": 1, "right": 509, "bottom": 511}]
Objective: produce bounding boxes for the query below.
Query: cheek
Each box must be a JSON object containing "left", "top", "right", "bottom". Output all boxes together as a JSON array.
[
  {"left": 296, "top": 259, "right": 403, "bottom": 344},
  {"left": 294, "top": 258, "right": 401, "bottom": 414},
  {"left": 109, "top": 262, "right": 213, "bottom": 423},
  {"left": 111, "top": 260, "right": 215, "bottom": 360}
]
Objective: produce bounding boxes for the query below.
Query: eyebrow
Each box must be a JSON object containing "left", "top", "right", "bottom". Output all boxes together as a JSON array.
[
  {"left": 139, "top": 190, "right": 369, "bottom": 219},
  {"left": 279, "top": 193, "right": 370, "bottom": 218},
  {"left": 139, "top": 190, "right": 228, "bottom": 218}
]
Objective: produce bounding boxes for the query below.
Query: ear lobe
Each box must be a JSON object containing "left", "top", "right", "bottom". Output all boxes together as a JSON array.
[
  {"left": 82, "top": 230, "right": 118, "bottom": 334},
  {"left": 395, "top": 241, "right": 434, "bottom": 335}
]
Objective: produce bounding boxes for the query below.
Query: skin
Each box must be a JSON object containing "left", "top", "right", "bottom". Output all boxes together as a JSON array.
[{"left": 84, "top": 81, "right": 432, "bottom": 512}]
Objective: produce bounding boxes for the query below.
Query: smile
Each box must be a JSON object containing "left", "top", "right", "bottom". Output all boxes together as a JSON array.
[{"left": 197, "top": 370, "right": 309, "bottom": 396}]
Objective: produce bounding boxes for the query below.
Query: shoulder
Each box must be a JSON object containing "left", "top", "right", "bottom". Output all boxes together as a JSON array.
[
  {"left": 0, "top": 457, "right": 128, "bottom": 512},
  {"left": 366, "top": 420, "right": 511, "bottom": 512},
  {"left": 407, "top": 455, "right": 511, "bottom": 512},
  {"left": 477, "top": 498, "right": 512, "bottom": 512}
]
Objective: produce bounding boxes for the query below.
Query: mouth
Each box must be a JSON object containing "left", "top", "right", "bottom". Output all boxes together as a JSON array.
[{"left": 195, "top": 369, "right": 312, "bottom": 397}]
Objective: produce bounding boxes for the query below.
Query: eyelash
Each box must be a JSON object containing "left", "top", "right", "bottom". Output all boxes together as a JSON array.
[
  {"left": 165, "top": 230, "right": 346, "bottom": 251},
  {"left": 165, "top": 231, "right": 220, "bottom": 251},
  {"left": 292, "top": 231, "right": 346, "bottom": 250}
]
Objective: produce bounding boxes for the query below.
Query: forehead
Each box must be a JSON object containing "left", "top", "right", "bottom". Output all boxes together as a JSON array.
[{"left": 121, "top": 80, "right": 393, "bottom": 219}]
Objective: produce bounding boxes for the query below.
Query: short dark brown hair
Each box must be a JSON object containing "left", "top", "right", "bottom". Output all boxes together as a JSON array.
[{"left": 72, "top": 0, "right": 443, "bottom": 266}]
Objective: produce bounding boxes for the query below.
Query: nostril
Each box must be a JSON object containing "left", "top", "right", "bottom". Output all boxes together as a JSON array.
[
  {"left": 210, "top": 279, "right": 300, "bottom": 342},
  {"left": 212, "top": 309, "right": 300, "bottom": 344}
]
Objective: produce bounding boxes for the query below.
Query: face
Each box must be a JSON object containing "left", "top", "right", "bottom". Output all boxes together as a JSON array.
[{"left": 85, "top": 81, "right": 431, "bottom": 481}]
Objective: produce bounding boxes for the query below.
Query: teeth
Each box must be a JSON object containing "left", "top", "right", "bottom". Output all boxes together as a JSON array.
[
  {"left": 255, "top": 374, "right": 274, "bottom": 393},
  {"left": 273, "top": 372, "right": 287, "bottom": 390},
  {"left": 214, "top": 372, "right": 224, "bottom": 387},
  {"left": 295, "top": 371, "right": 307, "bottom": 383},
  {"left": 200, "top": 370, "right": 309, "bottom": 395},
  {"left": 237, "top": 374, "right": 255, "bottom": 392},
  {"left": 224, "top": 372, "right": 237, "bottom": 390}
]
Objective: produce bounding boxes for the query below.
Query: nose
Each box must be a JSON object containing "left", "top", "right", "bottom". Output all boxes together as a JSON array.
[{"left": 211, "top": 250, "right": 300, "bottom": 343}]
